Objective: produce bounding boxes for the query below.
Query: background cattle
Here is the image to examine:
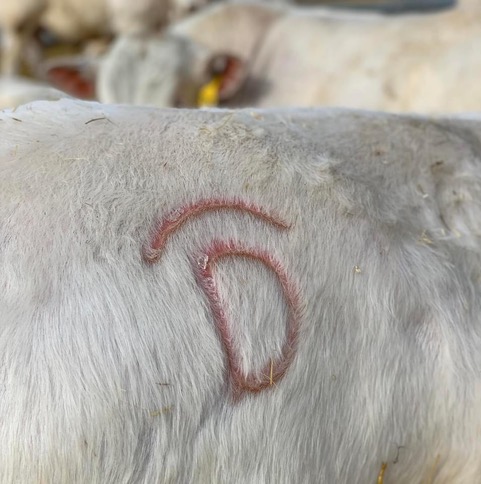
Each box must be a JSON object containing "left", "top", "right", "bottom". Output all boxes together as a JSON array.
[
  {"left": 0, "top": 75, "right": 68, "bottom": 109},
  {"left": 92, "top": 0, "right": 481, "bottom": 112},
  {"left": 2, "top": 0, "right": 475, "bottom": 113},
  {"left": 1, "top": 99, "right": 481, "bottom": 482},
  {"left": 0, "top": 0, "right": 210, "bottom": 76}
]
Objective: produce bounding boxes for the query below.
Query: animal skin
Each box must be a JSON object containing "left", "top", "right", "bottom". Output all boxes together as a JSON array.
[{"left": 1, "top": 99, "right": 481, "bottom": 482}]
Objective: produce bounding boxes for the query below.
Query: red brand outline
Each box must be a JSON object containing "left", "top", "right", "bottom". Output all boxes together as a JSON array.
[
  {"left": 144, "top": 198, "right": 301, "bottom": 401},
  {"left": 194, "top": 240, "right": 301, "bottom": 400},
  {"left": 143, "top": 198, "right": 290, "bottom": 263}
]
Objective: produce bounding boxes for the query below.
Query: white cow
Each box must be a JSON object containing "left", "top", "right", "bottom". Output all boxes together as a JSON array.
[
  {"left": 93, "top": 0, "right": 481, "bottom": 112},
  {"left": 0, "top": 0, "right": 210, "bottom": 75},
  {"left": 0, "top": 75, "right": 68, "bottom": 109},
  {"left": 1, "top": 98, "right": 481, "bottom": 482}
]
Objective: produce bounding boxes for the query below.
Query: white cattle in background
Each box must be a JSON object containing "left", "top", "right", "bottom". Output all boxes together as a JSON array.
[
  {"left": 1, "top": 99, "right": 481, "bottom": 482},
  {"left": 86, "top": 0, "right": 481, "bottom": 112},
  {"left": 0, "top": 75, "right": 68, "bottom": 109},
  {"left": 0, "top": 0, "right": 210, "bottom": 75}
]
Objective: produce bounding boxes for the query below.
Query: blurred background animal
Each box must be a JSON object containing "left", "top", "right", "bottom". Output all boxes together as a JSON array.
[
  {"left": 35, "top": 0, "right": 480, "bottom": 113},
  {"left": 0, "top": 75, "right": 67, "bottom": 108},
  {"left": 0, "top": 0, "right": 477, "bottom": 112},
  {"left": 0, "top": 0, "right": 210, "bottom": 76}
]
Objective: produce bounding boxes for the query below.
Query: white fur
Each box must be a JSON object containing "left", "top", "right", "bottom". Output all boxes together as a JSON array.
[{"left": 1, "top": 99, "right": 481, "bottom": 482}]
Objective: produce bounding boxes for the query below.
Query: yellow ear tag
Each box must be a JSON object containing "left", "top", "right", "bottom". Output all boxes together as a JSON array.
[{"left": 197, "top": 75, "right": 223, "bottom": 107}]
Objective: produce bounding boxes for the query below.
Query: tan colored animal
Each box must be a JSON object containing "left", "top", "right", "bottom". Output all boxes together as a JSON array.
[{"left": 0, "top": 0, "right": 209, "bottom": 75}]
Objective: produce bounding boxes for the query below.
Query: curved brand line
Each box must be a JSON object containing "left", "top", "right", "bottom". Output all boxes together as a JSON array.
[
  {"left": 143, "top": 198, "right": 290, "bottom": 263},
  {"left": 194, "top": 240, "right": 301, "bottom": 401},
  {"left": 144, "top": 198, "right": 300, "bottom": 401}
]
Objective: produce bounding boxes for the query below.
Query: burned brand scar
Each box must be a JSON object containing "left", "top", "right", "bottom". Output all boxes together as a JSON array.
[{"left": 143, "top": 198, "right": 301, "bottom": 401}]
